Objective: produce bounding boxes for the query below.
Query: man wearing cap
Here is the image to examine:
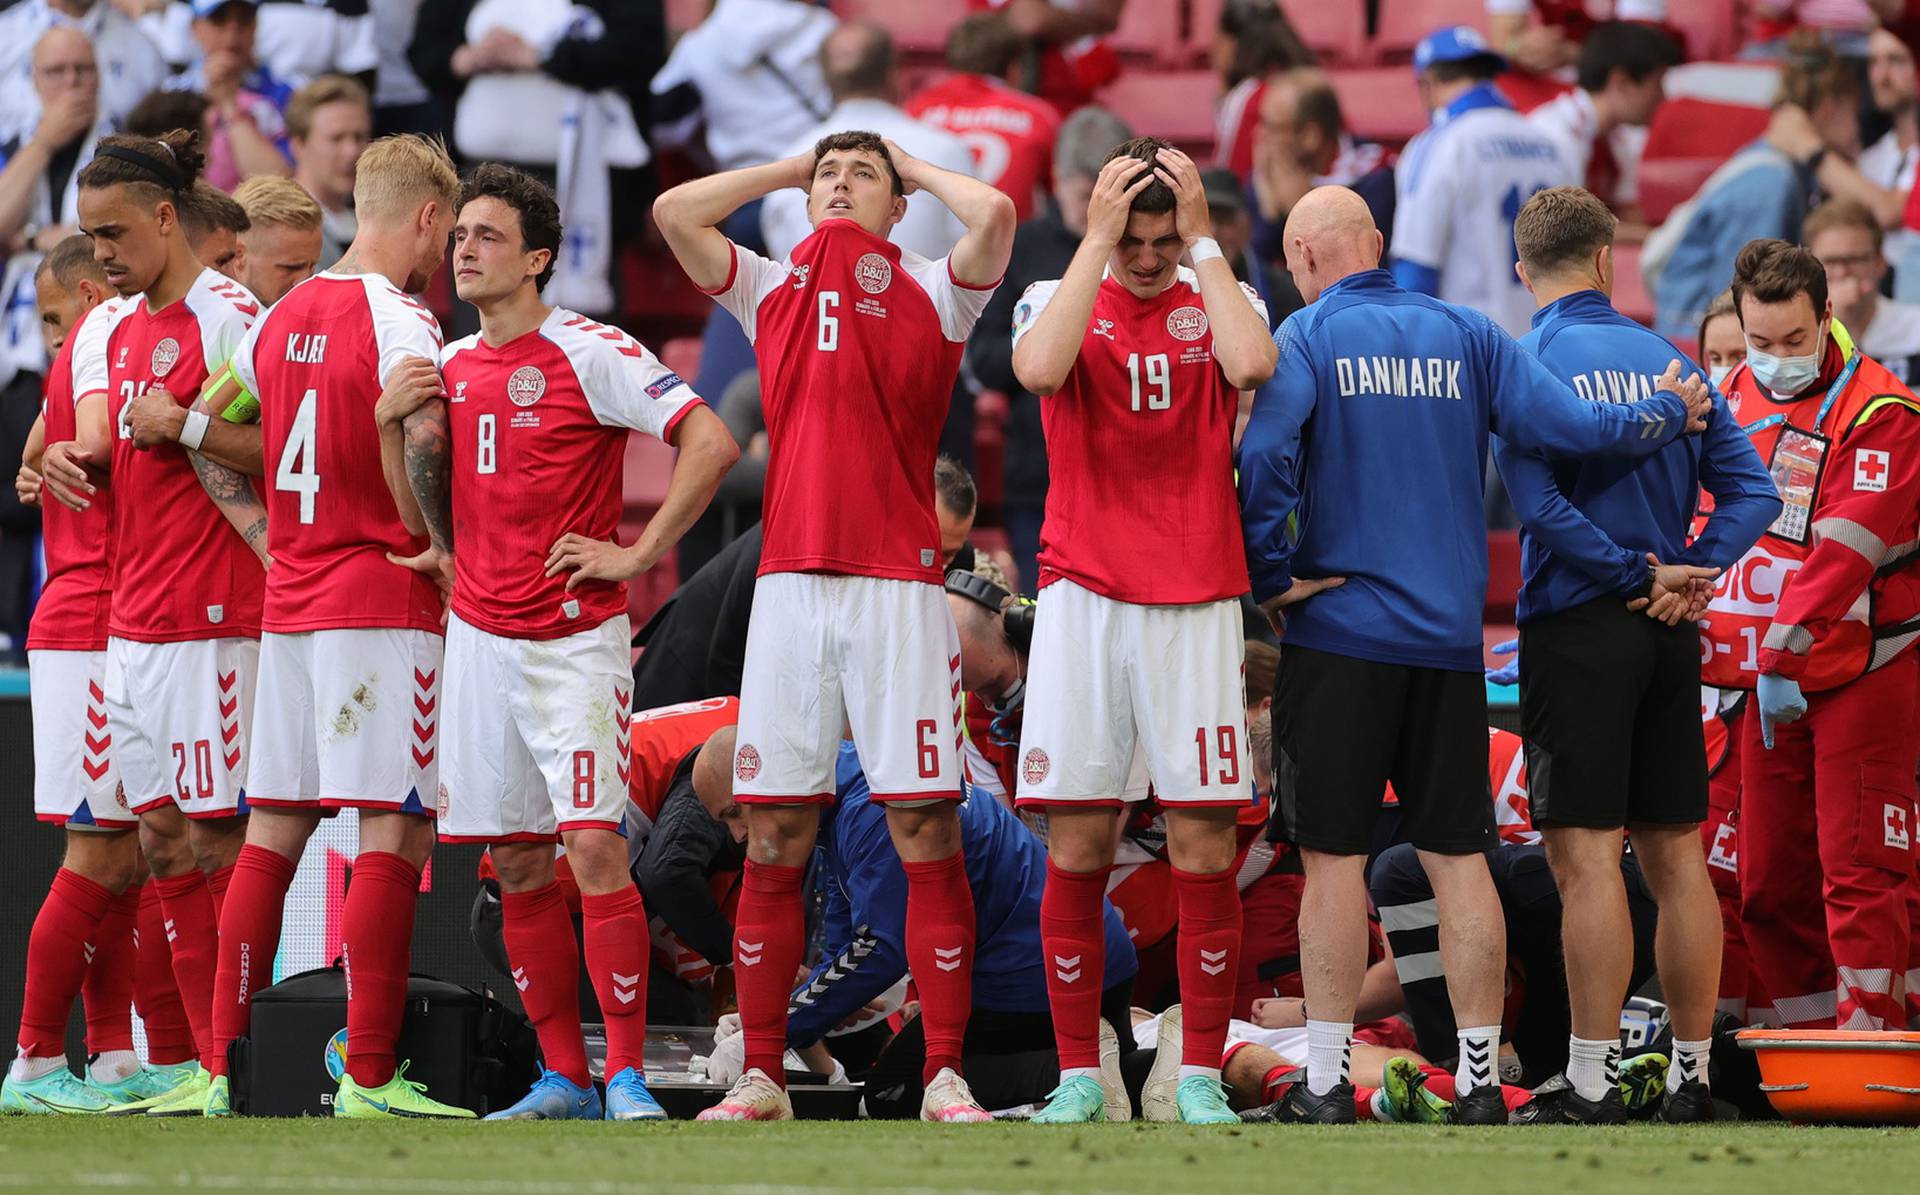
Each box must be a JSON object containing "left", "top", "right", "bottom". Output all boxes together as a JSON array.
[
  {"left": 164, "top": 0, "right": 294, "bottom": 186},
  {"left": 1391, "top": 25, "right": 1576, "bottom": 337}
]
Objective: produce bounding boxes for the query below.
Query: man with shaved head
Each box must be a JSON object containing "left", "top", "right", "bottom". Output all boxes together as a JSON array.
[{"left": 1236, "top": 184, "right": 1713, "bottom": 1125}]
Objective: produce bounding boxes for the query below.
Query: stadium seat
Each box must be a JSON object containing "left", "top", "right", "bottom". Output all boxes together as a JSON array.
[
  {"left": 1273, "top": 0, "right": 1370, "bottom": 66},
  {"left": 1095, "top": 71, "right": 1221, "bottom": 157},
  {"left": 1373, "top": 0, "right": 1488, "bottom": 64},
  {"left": 658, "top": 337, "right": 701, "bottom": 386},
  {"left": 664, "top": 0, "right": 710, "bottom": 33},
  {"left": 1109, "top": 0, "right": 1188, "bottom": 65},
  {"left": 620, "top": 245, "right": 711, "bottom": 345},
  {"left": 1485, "top": 530, "right": 1521, "bottom": 624},
  {"left": 1326, "top": 67, "right": 1425, "bottom": 145},
  {"left": 1611, "top": 242, "right": 1654, "bottom": 327},
  {"left": 833, "top": 0, "right": 967, "bottom": 55},
  {"left": 1665, "top": 0, "right": 1739, "bottom": 62},
  {"left": 1636, "top": 96, "right": 1769, "bottom": 225}
]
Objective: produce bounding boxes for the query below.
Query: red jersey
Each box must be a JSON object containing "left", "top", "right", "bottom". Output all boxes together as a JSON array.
[
  {"left": 1012, "top": 268, "right": 1261, "bottom": 604},
  {"left": 29, "top": 297, "right": 135, "bottom": 652},
  {"left": 229, "top": 272, "right": 445, "bottom": 634},
  {"left": 1215, "top": 77, "right": 1263, "bottom": 179},
  {"left": 440, "top": 308, "right": 703, "bottom": 640},
  {"left": 104, "top": 270, "right": 264, "bottom": 642},
  {"left": 905, "top": 74, "right": 1060, "bottom": 222},
  {"left": 970, "top": 0, "right": 1119, "bottom": 114},
  {"left": 624, "top": 695, "right": 741, "bottom": 837},
  {"left": 705, "top": 220, "right": 996, "bottom": 584}
]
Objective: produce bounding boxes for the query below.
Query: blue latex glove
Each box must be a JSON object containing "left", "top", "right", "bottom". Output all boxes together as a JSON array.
[
  {"left": 1757, "top": 673, "right": 1807, "bottom": 749},
  {"left": 1485, "top": 638, "right": 1519, "bottom": 686}
]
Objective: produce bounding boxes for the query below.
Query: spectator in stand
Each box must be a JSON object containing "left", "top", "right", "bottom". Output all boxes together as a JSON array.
[
  {"left": 1650, "top": 32, "right": 1860, "bottom": 338},
  {"left": 1249, "top": 67, "right": 1396, "bottom": 273},
  {"left": 1805, "top": 197, "right": 1920, "bottom": 381},
  {"left": 368, "top": 0, "right": 439, "bottom": 137},
  {"left": 164, "top": 0, "right": 295, "bottom": 187},
  {"left": 965, "top": 105, "right": 1133, "bottom": 589},
  {"left": 121, "top": 84, "right": 207, "bottom": 139},
  {"left": 1394, "top": 26, "right": 1577, "bottom": 336},
  {"left": 1528, "top": 22, "right": 1682, "bottom": 233},
  {"left": 0, "top": 0, "right": 166, "bottom": 136},
  {"left": 906, "top": 13, "right": 1062, "bottom": 223},
  {"left": 1487, "top": 0, "right": 1670, "bottom": 75},
  {"left": 1203, "top": 165, "right": 1299, "bottom": 329},
  {"left": 974, "top": 0, "right": 1125, "bottom": 116},
  {"left": 133, "top": 0, "right": 377, "bottom": 89},
  {"left": 1212, "top": 0, "right": 1312, "bottom": 183},
  {"left": 286, "top": 73, "right": 369, "bottom": 266},
  {"left": 230, "top": 174, "right": 321, "bottom": 303},
  {"left": 1861, "top": 30, "right": 1919, "bottom": 268},
  {"left": 1743, "top": 0, "right": 1901, "bottom": 59},
  {"left": 1699, "top": 289, "right": 1748, "bottom": 385}
]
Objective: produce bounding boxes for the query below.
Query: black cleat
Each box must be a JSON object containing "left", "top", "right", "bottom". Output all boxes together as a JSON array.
[
  {"left": 1445, "top": 1085, "right": 1510, "bottom": 1125},
  {"left": 1655, "top": 1080, "right": 1717, "bottom": 1123},
  {"left": 1240, "top": 1080, "right": 1357, "bottom": 1124},
  {"left": 1509, "top": 1075, "right": 1627, "bottom": 1125}
]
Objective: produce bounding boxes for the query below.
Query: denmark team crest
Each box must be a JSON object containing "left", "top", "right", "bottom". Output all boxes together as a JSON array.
[
  {"left": 1166, "top": 306, "right": 1208, "bottom": 342},
  {"left": 1022, "top": 748, "right": 1050, "bottom": 785},
  {"left": 854, "top": 252, "right": 893, "bottom": 295},
  {"left": 150, "top": 337, "right": 181, "bottom": 377},
  {"left": 507, "top": 366, "right": 546, "bottom": 407},
  {"left": 734, "top": 744, "right": 762, "bottom": 782}
]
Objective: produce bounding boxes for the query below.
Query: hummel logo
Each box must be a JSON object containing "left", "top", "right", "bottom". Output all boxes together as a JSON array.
[
  {"left": 164, "top": 917, "right": 177, "bottom": 944},
  {"left": 1199, "top": 947, "right": 1228, "bottom": 977},
  {"left": 738, "top": 940, "right": 764, "bottom": 967},
  {"left": 511, "top": 966, "right": 529, "bottom": 992},
  {"left": 933, "top": 946, "right": 963, "bottom": 972},
  {"left": 612, "top": 971, "right": 640, "bottom": 1005},
  {"left": 1092, "top": 318, "right": 1116, "bottom": 340},
  {"left": 1053, "top": 953, "right": 1082, "bottom": 984},
  {"left": 83, "top": 942, "right": 96, "bottom": 964}
]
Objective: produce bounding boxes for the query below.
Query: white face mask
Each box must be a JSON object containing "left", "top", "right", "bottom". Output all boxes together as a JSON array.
[
  {"left": 1745, "top": 333, "right": 1824, "bottom": 396},
  {"left": 1708, "top": 363, "right": 1733, "bottom": 389}
]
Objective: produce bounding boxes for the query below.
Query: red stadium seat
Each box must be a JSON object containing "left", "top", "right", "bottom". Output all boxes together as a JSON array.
[
  {"left": 1374, "top": 0, "right": 1488, "bottom": 64},
  {"left": 833, "top": 0, "right": 968, "bottom": 55},
  {"left": 1611, "top": 242, "right": 1654, "bottom": 327},
  {"left": 1110, "top": 0, "right": 1187, "bottom": 65},
  {"left": 1485, "top": 530, "right": 1521, "bottom": 624},
  {"left": 1274, "top": 0, "right": 1369, "bottom": 66},
  {"left": 658, "top": 337, "right": 702, "bottom": 386},
  {"left": 664, "top": 0, "right": 711, "bottom": 33},
  {"left": 1326, "top": 67, "right": 1425, "bottom": 145},
  {"left": 1095, "top": 71, "right": 1221, "bottom": 157},
  {"left": 1636, "top": 96, "right": 1769, "bottom": 225},
  {"left": 1665, "top": 0, "right": 1738, "bottom": 62}
]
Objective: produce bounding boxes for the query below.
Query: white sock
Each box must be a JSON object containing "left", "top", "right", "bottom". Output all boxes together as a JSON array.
[
  {"left": 1178, "top": 1064, "right": 1222, "bottom": 1083},
  {"left": 1454, "top": 1025, "right": 1501, "bottom": 1095},
  {"left": 1668, "top": 1038, "right": 1711, "bottom": 1089},
  {"left": 90, "top": 1050, "right": 140, "bottom": 1083},
  {"left": 1566, "top": 1035, "right": 1619, "bottom": 1102},
  {"left": 1305, "top": 1019, "right": 1353, "bottom": 1095},
  {"left": 1060, "top": 1066, "right": 1102, "bottom": 1082},
  {"left": 9, "top": 1053, "right": 63, "bottom": 1082}
]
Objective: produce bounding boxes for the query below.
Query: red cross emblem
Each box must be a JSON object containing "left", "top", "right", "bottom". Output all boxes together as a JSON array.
[
  {"left": 1855, "top": 449, "right": 1890, "bottom": 492},
  {"left": 1886, "top": 803, "right": 1911, "bottom": 851}
]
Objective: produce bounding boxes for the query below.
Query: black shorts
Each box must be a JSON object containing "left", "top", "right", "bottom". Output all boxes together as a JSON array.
[
  {"left": 1519, "top": 596, "right": 1708, "bottom": 829},
  {"left": 1271, "top": 645, "right": 1495, "bottom": 856}
]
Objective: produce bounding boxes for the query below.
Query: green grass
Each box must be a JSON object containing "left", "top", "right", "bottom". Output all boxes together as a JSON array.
[{"left": 0, "top": 1120, "right": 1916, "bottom": 1195}]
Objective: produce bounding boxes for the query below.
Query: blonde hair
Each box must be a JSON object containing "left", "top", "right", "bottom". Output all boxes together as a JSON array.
[
  {"left": 233, "top": 175, "right": 323, "bottom": 232},
  {"left": 286, "top": 73, "right": 371, "bottom": 142},
  {"left": 352, "top": 134, "right": 459, "bottom": 224}
]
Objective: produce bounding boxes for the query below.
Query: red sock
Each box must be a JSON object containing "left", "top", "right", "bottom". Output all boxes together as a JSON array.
[
  {"left": 1355, "top": 1084, "right": 1377, "bottom": 1119},
  {"left": 206, "top": 863, "right": 234, "bottom": 920},
  {"left": 151, "top": 870, "right": 220, "bottom": 1066},
  {"left": 134, "top": 883, "right": 195, "bottom": 1065},
  {"left": 16, "top": 869, "right": 113, "bottom": 1056},
  {"left": 1261, "top": 1063, "right": 1301, "bottom": 1104},
  {"left": 903, "top": 850, "right": 976, "bottom": 1083},
  {"left": 1415, "top": 1065, "right": 1531, "bottom": 1113},
  {"left": 500, "top": 881, "right": 588, "bottom": 1088},
  {"left": 82, "top": 884, "right": 139, "bottom": 1055},
  {"left": 582, "top": 885, "right": 650, "bottom": 1077},
  {"left": 209, "top": 845, "right": 297, "bottom": 1077},
  {"left": 1173, "top": 866, "right": 1241, "bottom": 1070},
  {"left": 341, "top": 852, "right": 420, "bottom": 1089},
  {"left": 1040, "top": 859, "right": 1109, "bottom": 1072},
  {"left": 735, "top": 860, "right": 805, "bottom": 1086}
]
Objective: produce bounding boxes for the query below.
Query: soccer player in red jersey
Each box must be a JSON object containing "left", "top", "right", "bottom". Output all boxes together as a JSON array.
[
  {"left": 39, "top": 131, "right": 265, "bottom": 1116},
  {"left": 1010, "top": 137, "right": 1277, "bottom": 1124},
  {"left": 655, "top": 131, "right": 1015, "bottom": 1122},
  {"left": 183, "top": 135, "right": 476, "bottom": 1120},
  {"left": 905, "top": 14, "right": 1063, "bottom": 221},
  {"left": 1, "top": 238, "right": 196, "bottom": 1114},
  {"left": 413, "top": 165, "right": 734, "bottom": 1121}
]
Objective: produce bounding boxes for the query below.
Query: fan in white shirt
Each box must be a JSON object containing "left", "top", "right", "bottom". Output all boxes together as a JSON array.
[
  {"left": 1525, "top": 21, "right": 1681, "bottom": 222},
  {"left": 1807, "top": 197, "right": 1920, "bottom": 386},
  {"left": 1860, "top": 30, "right": 1919, "bottom": 268}
]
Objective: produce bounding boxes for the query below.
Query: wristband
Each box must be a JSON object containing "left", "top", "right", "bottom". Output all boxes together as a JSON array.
[
  {"left": 179, "top": 408, "right": 211, "bottom": 451},
  {"left": 1190, "top": 236, "right": 1224, "bottom": 265}
]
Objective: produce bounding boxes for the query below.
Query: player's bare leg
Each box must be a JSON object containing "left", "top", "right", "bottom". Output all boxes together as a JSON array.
[
  {"left": 1420, "top": 849, "right": 1508, "bottom": 1123},
  {"left": 1296, "top": 848, "right": 1370, "bottom": 1102},
  {"left": 884, "top": 801, "right": 987, "bottom": 1122},
  {"left": 1540, "top": 826, "right": 1632, "bottom": 1107},
  {"left": 208, "top": 807, "right": 319, "bottom": 1102},
  {"left": 696, "top": 804, "right": 816, "bottom": 1122},
  {"left": 1033, "top": 805, "right": 1125, "bottom": 1124},
  {"left": 1162, "top": 807, "right": 1243, "bottom": 1125},
  {"left": 1627, "top": 824, "right": 1722, "bottom": 1121}
]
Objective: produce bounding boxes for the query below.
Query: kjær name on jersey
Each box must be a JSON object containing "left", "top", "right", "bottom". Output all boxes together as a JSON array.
[
  {"left": 1335, "top": 355, "right": 1464, "bottom": 400},
  {"left": 286, "top": 333, "right": 328, "bottom": 364}
]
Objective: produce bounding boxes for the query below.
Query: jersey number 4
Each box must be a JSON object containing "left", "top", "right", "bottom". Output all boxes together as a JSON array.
[{"left": 276, "top": 387, "right": 322, "bottom": 524}]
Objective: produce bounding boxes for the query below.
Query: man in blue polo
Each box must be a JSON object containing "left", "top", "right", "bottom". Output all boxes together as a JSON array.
[
  {"left": 1495, "top": 185, "right": 1778, "bottom": 1126},
  {"left": 1236, "top": 184, "right": 1710, "bottom": 1125}
]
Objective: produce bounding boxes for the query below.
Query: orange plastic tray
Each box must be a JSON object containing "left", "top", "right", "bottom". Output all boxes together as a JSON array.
[{"left": 1738, "top": 1029, "right": 1920, "bottom": 1125}]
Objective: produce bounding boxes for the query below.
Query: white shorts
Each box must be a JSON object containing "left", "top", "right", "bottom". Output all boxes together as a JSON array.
[
  {"left": 249, "top": 627, "right": 444, "bottom": 814},
  {"left": 1015, "top": 579, "right": 1249, "bottom": 808},
  {"left": 106, "top": 636, "right": 259, "bottom": 819},
  {"left": 439, "top": 612, "right": 633, "bottom": 843},
  {"left": 29, "top": 648, "right": 132, "bottom": 830},
  {"left": 1132, "top": 1012, "right": 1307, "bottom": 1066},
  {"left": 733, "top": 572, "right": 961, "bottom": 804}
]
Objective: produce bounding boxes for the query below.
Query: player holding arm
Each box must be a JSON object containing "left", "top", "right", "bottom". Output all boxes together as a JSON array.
[
  {"left": 655, "top": 130, "right": 1015, "bottom": 1123},
  {"left": 1010, "top": 137, "right": 1273, "bottom": 1125}
]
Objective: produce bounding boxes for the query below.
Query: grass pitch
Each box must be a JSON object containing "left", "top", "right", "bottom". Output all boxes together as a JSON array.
[
  {"left": 0, "top": 1121, "right": 1912, "bottom": 1195},
  {"left": 0, "top": 1119, "right": 1914, "bottom": 1195}
]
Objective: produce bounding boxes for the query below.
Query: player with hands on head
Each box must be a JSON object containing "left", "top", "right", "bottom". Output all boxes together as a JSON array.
[
  {"left": 654, "top": 124, "right": 1015, "bottom": 1123},
  {"left": 1009, "top": 135, "right": 1274, "bottom": 1126},
  {"left": 428, "top": 164, "right": 734, "bottom": 1122}
]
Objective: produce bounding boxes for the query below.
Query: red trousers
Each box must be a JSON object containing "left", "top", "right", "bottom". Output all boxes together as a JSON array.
[
  {"left": 1738, "top": 653, "right": 1920, "bottom": 1030},
  {"left": 1700, "top": 720, "right": 1768, "bottom": 1021}
]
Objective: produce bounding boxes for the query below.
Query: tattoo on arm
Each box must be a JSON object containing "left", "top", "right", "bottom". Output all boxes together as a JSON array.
[
  {"left": 190, "top": 450, "right": 254, "bottom": 504},
  {"left": 240, "top": 516, "right": 267, "bottom": 547},
  {"left": 403, "top": 402, "right": 454, "bottom": 553}
]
